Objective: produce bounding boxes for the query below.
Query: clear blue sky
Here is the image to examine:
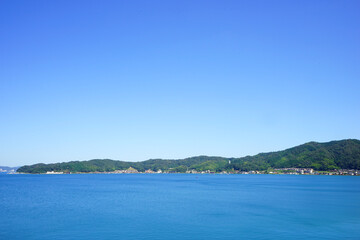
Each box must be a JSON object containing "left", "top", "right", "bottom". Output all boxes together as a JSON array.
[{"left": 1, "top": 0, "right": 359, "bottom": 166}]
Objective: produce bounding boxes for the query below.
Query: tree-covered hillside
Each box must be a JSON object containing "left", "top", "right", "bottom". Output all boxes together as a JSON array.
[
  {"left": 17, "top": 139, "right": 360, "bottom": 173},
  {"left": 229, "top": 139, "right": 360, "bottom": 171}
]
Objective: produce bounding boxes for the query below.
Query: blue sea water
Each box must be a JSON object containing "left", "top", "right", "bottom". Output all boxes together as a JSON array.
[{"left": 1, "top": 174, "right": 360, "bottom": 240}]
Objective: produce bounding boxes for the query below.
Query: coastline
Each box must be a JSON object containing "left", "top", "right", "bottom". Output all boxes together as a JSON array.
[{"left": 13, "top": 169, "right": 360, "bottom": 176}]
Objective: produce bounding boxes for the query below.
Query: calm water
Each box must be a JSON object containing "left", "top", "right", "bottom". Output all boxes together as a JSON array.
[{"left": 1, "top": 174, "right": 360, "bottom": 239}]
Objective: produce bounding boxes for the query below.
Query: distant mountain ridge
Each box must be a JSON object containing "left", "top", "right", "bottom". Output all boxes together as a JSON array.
[
  {"left": 17, "top": 139, "right": 360, "bottom": 173},
  {"left": 0, "top": 166, "right": 19, "bottom": 174}
]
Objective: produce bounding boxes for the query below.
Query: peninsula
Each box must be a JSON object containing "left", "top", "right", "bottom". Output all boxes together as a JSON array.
[
  {"left": 17, "top": 139, "right": 360, "bottom": 173},
  {"left": 17, "top": 139, "right": 360, "bottom": 175}
]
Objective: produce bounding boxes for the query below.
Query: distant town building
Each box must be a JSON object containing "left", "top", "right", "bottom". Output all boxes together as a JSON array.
[{"left": 46, "top": 171, "right": 64, "bottom": 174}]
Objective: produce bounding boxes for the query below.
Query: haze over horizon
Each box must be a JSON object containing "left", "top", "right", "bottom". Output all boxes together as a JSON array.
[{"left": 1, "top": 0, "right": 360, "bottom": 167}]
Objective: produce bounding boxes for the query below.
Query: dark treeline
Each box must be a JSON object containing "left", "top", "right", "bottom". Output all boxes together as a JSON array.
[{"left": 17, "top": 139, "right": 360, "bottom": 173}]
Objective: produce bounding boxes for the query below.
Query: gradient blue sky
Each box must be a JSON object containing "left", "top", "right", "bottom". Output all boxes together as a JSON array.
[{"left": 1, "top": 0, "right": 359, "bottom": 166}]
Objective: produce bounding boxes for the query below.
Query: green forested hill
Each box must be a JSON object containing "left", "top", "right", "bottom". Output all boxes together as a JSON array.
[
  {"left": 17, "top": 139, "right": 360, "bottom": 173},
  {"left": 230, "top": 139, "right": 360, "bottom": 171}
]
